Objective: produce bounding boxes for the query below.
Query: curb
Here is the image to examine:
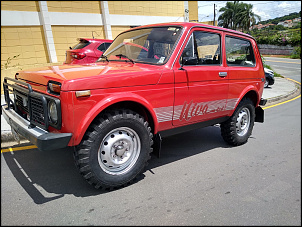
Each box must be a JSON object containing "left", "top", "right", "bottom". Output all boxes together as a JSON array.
[
  {"left": 265, "top": 83, "right": 301, "bottom": 105},
  {"left": 1, "top": 131, "right": 26, "bottom": 143}
]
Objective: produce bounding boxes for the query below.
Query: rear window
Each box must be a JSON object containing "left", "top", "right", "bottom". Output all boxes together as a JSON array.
[{"left": 72, "top": 40, "right": 91, "bottom": 50}]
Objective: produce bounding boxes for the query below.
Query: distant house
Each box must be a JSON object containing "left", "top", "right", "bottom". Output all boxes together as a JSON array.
[
  {"left": 249, "top": 23, "right": 275, "bottom": 30},
  {"left": 293, "top": 17, "right": 301, "bottom": 26},
  {"left": 278, "top": 20, "right": 293, "bottom": 28}
]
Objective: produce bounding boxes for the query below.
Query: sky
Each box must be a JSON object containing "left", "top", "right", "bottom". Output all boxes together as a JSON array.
[{"left": 197, "top": 1, "right": 301, "bottom": 23}]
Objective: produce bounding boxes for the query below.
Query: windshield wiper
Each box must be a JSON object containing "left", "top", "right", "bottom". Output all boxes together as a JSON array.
[
  {"left": 98, "top": 54, "right": 109, "bottom": 62},
  {"left": 115, "top": 54, "right": 135, "bottom": 64}
]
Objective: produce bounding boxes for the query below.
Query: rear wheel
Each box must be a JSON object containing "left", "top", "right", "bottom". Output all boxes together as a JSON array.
[
  {"left": 220, "top": 98, "right": 255, "bottom": 146},
  {"left": 264, "top": 77, "right": 269, "bottom": 88},
  {"left": 74, "top": 109, "right": 153, "bottom": 190}
]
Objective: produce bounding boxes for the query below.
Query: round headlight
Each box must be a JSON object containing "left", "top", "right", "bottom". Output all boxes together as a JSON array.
[{"left": 48, "top": 101, "right": 58, "bottom": 123}]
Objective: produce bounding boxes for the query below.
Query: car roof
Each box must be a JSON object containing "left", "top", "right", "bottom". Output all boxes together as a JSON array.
[
  {"left": 123, "top": 22, "right": 254, "bottom": 40},
  {"left": 78, "top": 38, "right": 113, "bottom": 43}
]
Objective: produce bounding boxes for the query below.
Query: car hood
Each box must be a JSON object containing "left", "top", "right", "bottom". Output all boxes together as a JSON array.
[{"left": 16, "top": 62, "right": 163, "bottom": 91}]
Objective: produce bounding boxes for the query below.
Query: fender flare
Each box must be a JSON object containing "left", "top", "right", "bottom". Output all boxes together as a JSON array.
[
  {"left": 231, "top": 85, "right": 260, "bottom": 114},
  {"left": 72, "top": 92, "right": 159, "bottom": 146}
]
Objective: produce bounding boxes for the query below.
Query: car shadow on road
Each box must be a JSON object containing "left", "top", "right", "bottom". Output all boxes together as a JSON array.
[
  {"left": 2, "top": 125, "right": 229, "bottom": 204},
  {"left": 148, "top": 125, "right": 229, "bottom": 169}
]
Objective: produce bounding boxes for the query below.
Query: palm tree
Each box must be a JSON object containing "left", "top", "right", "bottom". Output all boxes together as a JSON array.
[
  {"left": 218, "top": 1, "right": 261, "bottom": 32},
  {"left": 218, "top": 1, "right": 235, "bottom": 29},
  {"left": 239, "top": 3, "right": 261, "bottom": 32},
  {"left": 218, "top": 1, "right": 241, "bottom": 30}
]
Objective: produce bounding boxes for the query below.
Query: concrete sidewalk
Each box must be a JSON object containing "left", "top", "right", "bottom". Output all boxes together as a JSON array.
[{"left": 1, "top": 77, "right": 300, "bottom": 143}]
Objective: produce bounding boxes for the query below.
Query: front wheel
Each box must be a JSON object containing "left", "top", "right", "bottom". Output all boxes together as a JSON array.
[
  {"left": 74, "top": 109, "right": 153, "bottom": 190},
  {"left": 220, "top": 98, "right": 255, "bottom": 146}
]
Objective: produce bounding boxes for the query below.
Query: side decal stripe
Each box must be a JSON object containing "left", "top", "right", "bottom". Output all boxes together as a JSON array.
[{"left": 154, "top": 98, "right": 239, "bottom": 123}]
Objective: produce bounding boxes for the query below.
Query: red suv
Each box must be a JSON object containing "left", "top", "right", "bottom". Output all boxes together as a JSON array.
[
  {"left": 64, "top": 38, "right": 112, "bottom": 64},
  {"left": 3, "top": 22, "right": 267, "bottom": 190}
]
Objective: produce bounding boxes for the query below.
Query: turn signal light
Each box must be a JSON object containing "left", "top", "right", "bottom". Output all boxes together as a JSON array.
[
  {"left": 48, "top": 82, "right": 61, "bottom": 94},
  {"left": 76, "top": 90, "right": 91, "bottom": 98}
]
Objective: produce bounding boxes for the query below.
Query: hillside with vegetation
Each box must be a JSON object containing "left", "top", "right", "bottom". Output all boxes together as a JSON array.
[
  {"left": 257, "top": 11, "right": 301, "bottom": 25},
  {"left": 250, "top": 11, "right": 301, "bottom": 58}
]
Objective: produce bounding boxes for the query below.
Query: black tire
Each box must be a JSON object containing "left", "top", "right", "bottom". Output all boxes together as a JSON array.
[
  {"left": 74, "top": 109, "right": 153, "bottom": 190},
  {"left": 264, "top": 77, "right": 269, "bottom": 88},
  {"left": 220, "top": 98, "right": 255, "bottom": 146}
]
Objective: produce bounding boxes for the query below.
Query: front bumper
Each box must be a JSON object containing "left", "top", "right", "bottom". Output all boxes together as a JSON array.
[{"left": 2, "top": 104, "right": 72, "bottom": 151}]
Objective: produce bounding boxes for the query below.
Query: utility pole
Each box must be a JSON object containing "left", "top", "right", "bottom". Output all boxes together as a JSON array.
[{"left": 213, "top": 4, "right": 216, "bottom": 26}]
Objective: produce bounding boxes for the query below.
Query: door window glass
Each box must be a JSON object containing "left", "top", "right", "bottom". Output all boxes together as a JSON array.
[{"left": 181, "top": 31, "right": 221, "bottom": 65}]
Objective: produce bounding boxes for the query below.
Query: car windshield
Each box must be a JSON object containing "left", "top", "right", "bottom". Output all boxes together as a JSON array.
[{"left": 97, "top": 26, "right": 182, "bottom": 64}]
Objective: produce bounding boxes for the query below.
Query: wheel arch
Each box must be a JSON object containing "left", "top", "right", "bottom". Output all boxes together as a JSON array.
[
  {"left": 235, "top": 86, "right": 260, "bottom": 109},
  {"left": 73, "top": 94, "right": 158, "bottom": 146},
  {"left": 232, "top": 86, "right": 260, "bottom": 114},
  {"left": 242, "top": 89, "right": 259, "bottom": 106}
]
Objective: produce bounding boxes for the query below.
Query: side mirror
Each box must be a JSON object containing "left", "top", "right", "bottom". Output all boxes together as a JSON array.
[
  {"left": 183, "top": 57, "right": 198, "bottom": 65},
  {"left": 179, "top": 56, "right": 198, "bottom": 70}
]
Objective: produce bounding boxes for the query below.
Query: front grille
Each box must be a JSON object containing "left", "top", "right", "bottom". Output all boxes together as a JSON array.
[
  {"left": 16, "top": 90, "right": 29, "bottom": 114},
  {"left": 3, "top": 77, "right": 62, "bottom": 130},
  {"left": 30, "top": 96, "right": 45, "bottom": 126}
]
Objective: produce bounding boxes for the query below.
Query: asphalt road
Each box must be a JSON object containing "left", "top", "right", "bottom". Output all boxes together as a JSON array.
[
  {"left": 1, "top": 58, "right": 301, "bottom": 225},
  {"left": 264, "top": 56, "right": 301, "bottom": 83}
]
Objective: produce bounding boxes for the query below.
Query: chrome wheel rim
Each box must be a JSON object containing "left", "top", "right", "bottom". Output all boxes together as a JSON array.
[
  {"left": 264, "top": 78, "right": 269, "bottom": 87},
  {"left": 236, "top": 107, "right": 250, "bottom": 136},
  {"left": 98, "top": 127, "right": 141, "bottom": 175}
]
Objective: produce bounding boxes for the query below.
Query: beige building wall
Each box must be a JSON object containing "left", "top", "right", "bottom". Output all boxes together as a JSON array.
[
  {"left": 1, "top": 26, "right": 51, "bottom": 93},
  {"left": 1, "top": 1, "right": 45, "bottom": 90},
  {"left": 1, "top": 26, "right": 48, "bottom": 68},
  {"left": 201, "top": 21, "right": 214, "bottom": 26},
  {"left": 1, "top": 1, "right": 39, "bottom": 12},
  {"left": 46, "top": 1, "right": 104, "bottom": 62},
  {"left": 111, "top": 26, "right": 131, "bottom": 39},
  {"left": 52, "top": 26, "right": 105, "bottom": 62},
  {"left": 188, "top": 1, "right": 198, "bottom": 22},
  {"left": 108, "top": 1, "right": 184, "bottom": 17},
  {"left": 47, "top": 1, "right": 101, "bottom": 14}
]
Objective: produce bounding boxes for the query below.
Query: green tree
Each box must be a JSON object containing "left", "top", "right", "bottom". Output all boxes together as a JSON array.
[
  {"left": 218, "top": 1, "right": 240, "bottom": 30},
  {"left": 238, "top": 3, "right": 261, "bottom": 32},
  {"left": 218, "top": 1, "right": 260, "bottom": 32}
]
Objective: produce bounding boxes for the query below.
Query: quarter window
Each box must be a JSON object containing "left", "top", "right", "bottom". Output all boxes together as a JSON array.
[{"left": 225, "top": 36, "right": 256, "bottom": 67}]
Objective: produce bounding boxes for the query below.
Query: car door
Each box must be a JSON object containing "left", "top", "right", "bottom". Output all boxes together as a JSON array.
[{"left": 173, "top": 28, "right": 229, "bottom": 126}]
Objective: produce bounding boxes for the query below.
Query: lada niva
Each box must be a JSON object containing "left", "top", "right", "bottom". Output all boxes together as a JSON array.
[{"left": 2, "top": 22, "right": 267, "bottom": 190}]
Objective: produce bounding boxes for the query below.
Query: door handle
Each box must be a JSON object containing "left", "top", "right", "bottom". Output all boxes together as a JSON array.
[{"left": 219, "top": 72, "right": 227, "bottom": 77}]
